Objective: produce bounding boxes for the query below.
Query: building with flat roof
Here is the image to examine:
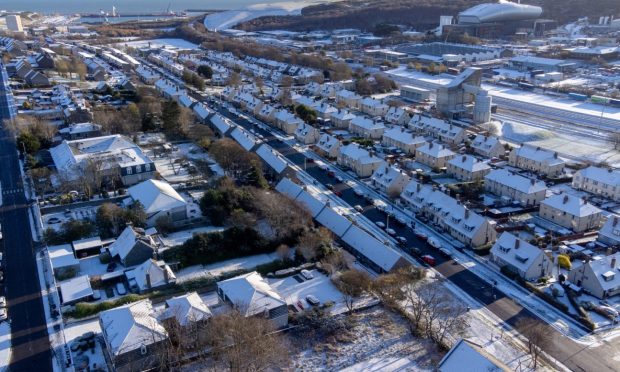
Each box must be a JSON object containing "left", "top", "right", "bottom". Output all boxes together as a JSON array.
[{"left": 6, "top": 15, "right": 23, "bottom": 32}]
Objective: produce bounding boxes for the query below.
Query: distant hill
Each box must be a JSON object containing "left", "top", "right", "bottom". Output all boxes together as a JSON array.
[{"left": 235, "top": 0, "right": 620, "bottom": 32}]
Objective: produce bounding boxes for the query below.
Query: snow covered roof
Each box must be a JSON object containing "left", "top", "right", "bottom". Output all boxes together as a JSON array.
[
  {"left": 576, "top": 166, "right": 620, "bottom": 187},
  {"left": 400, "top": 179, "right": 435, "bottom": 208},
  {"left": 513, "top": 145, "right": 564, "bottom": 166},
  {"left": 341, "top": 225, "right": 405, "bottom": 272},
  {"left": 331, "top": 110, "right": 356, "bottom": 121},
  {"left": 383, "top": 127, "right": 426, "bottom": 146},
  {"left": 485, "top": 169, "right": 547, "bottom": 194},
  {"left": 458, "top": 2, "right": 542, "bottom": 24},
  {"left": 336, "top": 89, "right": 360, "bottom": 99},
  {"left": 490, "top": 232, "right": 545, "bottom": 274},
  {"left": 100, "top": 299, "right": 168, "bottom": 356},
  {"left": 127, "top": 179, "right": 186, "bottom": 215},
  {"left": 416, "top": 142, "right": 455, "bottom": 158},
  {"left": 584, "top": 253, "right": 620, "bottom": 292},
  {"left": 439, "top": 338, "right": 510, "bottom": 372},
  {"left": 471, "top": 134, "right": 501, "bottom": 154},
  {"left": 339, "top": 143, "right": 384, "bottom": 165},
  {"left": 599, "top": 215, "right": 620, "bottom": 245},
  {"left": 126, "top": 259, "right": 176, "bottom": 292},
  {"left": 72, "top": 236, "right": 102, "bottom": 253},
  {"left": 350, "top": 116, "right": 385, "bottom": 131},
  {"left": 59, "top": 275, "right": 93, "bottom": 305},
  {"left": 58, "top": 122, "right": 101, "bottom": 135},
  {"left": 210, "top": 114, "right": 234, "bottom": 135},
  {"left": 256, "top": 144, "right": 288, "bottom": 174},
  {"left": 448, "top": 155, "right": 490, "bottom": 173},
  {"left": 217, "top": 271, "right": 286, "bottom": 317},
  {"left": 108, "top": 226, "right": 156, "bottom": 262},
  {"left": 178, "top": 94, "right": 195, "bottom": 108},
  {"left": 49, "top": 244, "right": 79, "bottom": 270},
  {"left": 275, "top": 178, "right": 303, "bottom": 199},
  {"left": 161, "top": 292, "right": 212, "bottom": 326},
  {"left": 295, "top": 189, "right": 327, "bottom": 218},
  {"left": 541, "top": 193, "right": 601, "bottom": 217},
  {"left": 231, "top": 127, "right": 258, "bottom": 151},
  {"left": 360, "top": 97, "right": 387, "bottom": 109},
  {"left": 316, "top": 134, "right": 340, "bottom": 152},
  {"left": 371, "top": 164, "right": 410, "bottom": 188},
  {"left": 315, "top": 207, "right": 352, "bottom": 237},
  {"left": 192, "top": 102, "right": 213, "bottom": 120}
]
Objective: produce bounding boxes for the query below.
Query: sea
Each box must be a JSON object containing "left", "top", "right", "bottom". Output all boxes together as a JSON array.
[{"left": 0, "top": 0, "right": 271, "bottom": 14}]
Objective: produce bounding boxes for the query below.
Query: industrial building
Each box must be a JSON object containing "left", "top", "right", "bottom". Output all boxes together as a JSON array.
[
  {"left": 395, "top": 42, "right": 509, "bottom": 65},
  {"left": 435, "top": 68, "right": 492, "bottom": 123},
  {"left": 6, "top": 15, "right": 23, "bottom": 33}
]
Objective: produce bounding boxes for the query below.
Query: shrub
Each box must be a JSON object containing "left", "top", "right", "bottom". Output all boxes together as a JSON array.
[
  {"left": 557, "top": 254, "right": 572, "bottom": 270},
  {"left": 68, "top": 294, "right": 147, "bottom": 318}
]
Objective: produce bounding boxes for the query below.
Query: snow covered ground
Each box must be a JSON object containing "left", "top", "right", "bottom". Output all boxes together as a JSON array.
[
  {"left": 204, "top": 1, "right": 337, "bottom": 31},
  {"left": 63, "top": 319, "right": 108, "bottom": 371},
  {"left": 116, "top": 38, "right": 199, "bottom": 50},
  {"left": 0, "top": 323, "right": 11, "bottom": 372},
  {"left": 175, "top": 253, "right": 278, "bottom": 283},
  {"left": 158, "top": 226, "right": 224, "bottom": 248}
]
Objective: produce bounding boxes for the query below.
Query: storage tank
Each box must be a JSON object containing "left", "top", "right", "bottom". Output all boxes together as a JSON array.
[{"left": 473, "top": 92, "right": 492, "bottom": 123}]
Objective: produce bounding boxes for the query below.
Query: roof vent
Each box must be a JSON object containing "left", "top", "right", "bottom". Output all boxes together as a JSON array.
[
  {"left": 563, "top": 195, "right": 569, "bottom": 204},
  {"left": 530, "top": 178, "right": 535, "bottom": 185},
  {"left": 515, "top": 239, "right": 520, "bottom": 249}
]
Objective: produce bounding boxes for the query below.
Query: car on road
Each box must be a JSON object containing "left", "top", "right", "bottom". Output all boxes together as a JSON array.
[
  {"left": 334, "top": 190, "right": 343, "bottom": 197},
  {"left": 326, "top": 183, "right": 334, "bottom": 190},
  {"left": 0, "top": 296, "right": 6, "bottom": 307},
  {"left": 414, "top": 229, "right": 428, "bottom": 241},
  {"left": 395, "top": 216, "right": 407, "bottom": 226},
  {"left": 353, "top": 189, "right": 364, "bottom": 197},
  {"left": 354, "top": 205, "right": 364, "bottom": 212},
  {"left": 396, "top": 236, "right": 407, "bottom": 246},
  {"left": 106, "top": 262, "right": 117, "bottom": 272},
  {"left": 327, "top": 171, "right": 336, "bottom": 177},
  {"left": 301, "top": 270, "right": 314, "bottom": 280},
  {"left": 306, "top": 158, "right": 314, "bottom": 163},
  {"left": 427, "top": 237, "right": 441, "bottom": 249},
  {"left": 410, "top": 247, "right": 422, "bottom": 257},
  {"left": 375, "top": 221, "right": 386, "bottom": 229},
  {"left": 306, "top": 295, "right": 320, "bottom": 306},
  {"left": 421, "top": 255, "right": 436, "bottom": 266},
  {"left": 386, "top": 228, "right": 396, "bottom": 236},
  {"left": 0, "top": 308, "right": 7, "bottom": 322},
  {"left": 336, "top": 175, "right": 344, "bottom": 182}
]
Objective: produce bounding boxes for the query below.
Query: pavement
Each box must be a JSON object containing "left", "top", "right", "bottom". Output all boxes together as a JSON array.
[{"left": 0, "top": 123, "right": 52, "bottom": 371}]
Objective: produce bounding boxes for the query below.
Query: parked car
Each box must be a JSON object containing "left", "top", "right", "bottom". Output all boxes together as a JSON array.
[
  {"left": 421, "top": 255, "right": 436, "bottom": 266},
  {"left": 414, "top": 230, "right": 428, "bottom": 241},
  {"left": 326, "top": 183, "right": 334, "bottom": 190},
  {"left": 106, "top": 262, "right": 117, "bottom": 272},
  {"left": 354, "top": 205, "right": 364, "bottom": 212},
  {"left": 47, "top": 217, "right": 62, "bottom": 224},
  {"left": 0, "top": 308, "right": 7, "bottom": 322},
  {"left": 116, "top": 283, "right": 127, "bottom": 296},
  {"left": 396, "top": 236, "right": 407, "bottom": 246},
  {"left": 386, "top": 228, "right": 396, "bottom": 236},
  {"left": 354, "top": 189, "right": 364, "bottom": 197},
  {"left": 327, "top": 171, "right": 335, "bottom": 177},
  {"left": 0, "top": 224, "right": 2, "bottom": 240},
  {"left": 0, "top": 296, "right": 6, "bottom": 307},
  {"left": 307, "top": 158, "right": 314, "bottom": 163},
  {"left": 301, "top": 270, "right": 314, "bottom": 280},
  {"left": 334, "top": 190, "right": 343, "bottom": 197},
  {"left": 336, "top": 175, "right": 344, "bottom": 182},
  {"left": 375, "top": 221, "right": 386, "bottom": 229},
  {"left": 395, "top": 216, "right": 407, "bottom": 226},
  {"left": 427, "top": 237, "right": 441, "bottom": 249},
  {"left": 306, "top": 295, "right": 320, "bottom": 306},
  {"left": 410, "top": 247, "right": 422, "bottom": 257}
]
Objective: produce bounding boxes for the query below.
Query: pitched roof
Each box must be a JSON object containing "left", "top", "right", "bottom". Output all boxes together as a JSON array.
[
  {"left": 448, "top": 155, "right": 491, "bottom": 173},
  {"left": 439, "top": 338, "right": 511, "bottom": 372},
  {"left": 416, "top": 141, "right": 455, "bottom": 158},
  {"left": 490, "top": 232, "right": 546, "bottom": 273},
  {"left": 541, "top": 193, "right": 601, "bottom": 217},
  {"left": 127, "top": 179, "right": 186, "bottom": 215},
  {"left": 485, "top": 169, "right": 547, "bottom": 194},
  {"left": 126, "top": 259, "right": 176, "bottom": 291},
  {"left": 217, "top": 271, "right": 286, "bottom": 316},
  {"left": 514, "top": 145, "right": 564, "bottom": 166},
  {"left": 161, "top": 292, "right": 212, "bottom": 326},
  {"left": 576, "top": 166, "right": 620, "bottom": 187},
  {"left": 583, "top": 253, "right": 620, "bottom": 292},
  {"left": 108, "top": 226, "right": 155, "bottom": 262},
  {"left": 100, "top": 299, "right": 168, "bottom": 356}
]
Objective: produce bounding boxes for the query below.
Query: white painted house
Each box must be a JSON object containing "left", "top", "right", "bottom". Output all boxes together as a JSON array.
[
  {"left": 470, "top": 134, "right": 504, "bottom": 158},
  {"left": 540, "top": 193, "right": 602, "bottom": 232},
  {"left": 294, "top": 123, "right": 321, "bottom": 144},
  {"left": 415, "top": 141, "right": 456, "bottom": 169},
  {"left": 508, "top": 145, "right": 565, "bottom": 177},
  {"left": 349, "top": 116, "right": 386, "bottom": 139},
  {"left": 484, "top": 169, "right": 547, "bottom": 206},
  {"left": 447, "top": 155, "right": 491, "bottom": 182},
  {"left": 315, "top": 133, "right": 341, "bottom": 158},
  {"left": 370, "top": 164, "right": 411, "bottom": 197},
  {"left": 338, "top": 143, "right": 385, "bottom": 177},
  {"left": 382, "top": 127, "right": 426, "bottom": 154},
  {"left": 572, "top": 166, "right": 620, "bottom": 202},
  {"left": 568, "top": 253, "right": 620, "bottom": 299},
  {"left": 490, "top": 232, "right": 552, "bottom": 281}
]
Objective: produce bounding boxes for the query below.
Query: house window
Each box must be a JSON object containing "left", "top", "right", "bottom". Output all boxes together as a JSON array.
[
  {"left": 126, "top": 167, "right": 132, "bottom": 175},
  {"left": 144, "top": 163, "right": 151, "bottom": 172},
  {"left": 140, "top": 345, "right": 147, "bottom": 355}
]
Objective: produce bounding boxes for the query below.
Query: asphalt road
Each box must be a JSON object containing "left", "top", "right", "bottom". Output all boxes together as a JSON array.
[
  {"left": 0, "top": 124, "right": 52, "bottom": 371},
  {"left": 211, "top": 102, "right": 620, "bottom": 372}
]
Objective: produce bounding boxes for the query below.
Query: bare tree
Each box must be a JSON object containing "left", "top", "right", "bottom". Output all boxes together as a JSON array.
[
  {"left": 516, "top": 318, "right": 552, "bottom": 368},
  {"left": 296, "top": 227, "right": 332, "bottom": 261},
  {"left": 205, "top": 308, "right": 290, "bottom": 371},
  {"left": 334, "top": 269, "right": 371, "bottom": 313}
]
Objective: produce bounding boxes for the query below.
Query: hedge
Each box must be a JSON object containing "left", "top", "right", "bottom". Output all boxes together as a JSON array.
[{"left": 67, "top": 294, "right": 147, "bottom": 318}]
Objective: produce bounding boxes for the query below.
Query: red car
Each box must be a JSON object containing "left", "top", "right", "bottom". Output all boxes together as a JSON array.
[
  {"left": 327, "top": 171, "right": 335, "bottom": 177},
  {"left": 334, "top": 190, "right": 342, "bottom": 197},
  {"left": 421, "top": 255, "right": 436, "bottom": 266}
]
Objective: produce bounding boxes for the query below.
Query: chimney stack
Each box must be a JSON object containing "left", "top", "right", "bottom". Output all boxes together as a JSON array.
[
  {"left": 163, "top": 266, "right": 169, "bottom": 283},
  {"left": 146, "top": 273, "right": 152, "bottom": 289},
  {"left": 612, "top": 257, "right": 617, "bottom": 269},
  {"left": 515, "top": 239, "right": 520, "bottom": 249},
  {"left": 563, "top": 195, "right": 569, "bottom": 204}
]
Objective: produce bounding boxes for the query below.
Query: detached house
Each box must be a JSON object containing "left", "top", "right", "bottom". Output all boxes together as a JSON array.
[
  {"left": 447, "top": 155, "right": 491, "bottom": 182},
  {"left": 540, "top": 193, "right": 602, "bottom": 232},
  {"left": 572, "top": 166, "right": 620, "bottom": 202},
  {"left": 508, "top": 145, "right": 565, "bottom": 177},
  {"left": 315, "top": 133, "right": 341, "bottom": 158},
  {"left": 349, "top": 116, "right": 385, "bottom": 139},
  {"left": 471, "top": 135, "right": 504, "bottom": 158},
  {"left": 126, "top": 259, "right": 176, "bottom": 293},
  {"left": 108, "top": 226, "right": 158, "bottom": 267},
  {"left": 415, "top": 142, "right": 456, "bottom": 169},
  {"left": 484, "top": 169, "right": 547, "bottom": 206},
  {"left": 490, "top": 232, "right": 552, "bottom": 281},
  {"left": 568, "top": 253, "right": 620, "bottom": 299},
  {"left": 382, "top": 127, "right": 426, "bottom": 154},
  {"left": 338, "top": 143, "right": 385, "bottom": 177},
  {"left": 217, "top": 271, "right": 289, "bottom": 328},
  {"left": 160, "top": 292, "right": 212, "bottom": 329},
  {"left": 370, "top": 164, "right": 411, "bottom": 197},
  {"left": 127, "top": 179, "right": 188, "bottom": 227},
  {"left": 100, "top": 300, "right": 169, "bottom": 372}
]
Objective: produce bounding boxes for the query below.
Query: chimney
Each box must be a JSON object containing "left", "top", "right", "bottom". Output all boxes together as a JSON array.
[
  {"left": 146, "top": 273, "right": 152, "bottom": 289},
  {"left": 163, "top": 266, "right": 169, "bottom": 283},
  {"left": 429, "top": 142, "right": 434, "bottom": 149},
  {"left": 612, "top": 257, "right": 617, "bottom": 269},
  {"left": 462, "top": 155, "right": 466, "bottom": 162},
  {"left": 464, "top": 208, "right": 470, "bottom": 219},
  {"left": 515, "top": 239, "right": 520, "bottom": 249},
  {"left": 614, "top": 216, "right": 619, "bottom": 227},
  {"left": 554, "top": 152, "right": 558, "bottom": 159},
  {"left": 563, "top": 195, "right": 569, "bottom": 204},
  {"left": 416, "top": 183, "right": 421, "bottom": 192},
  {"left": 530, "top": 178, "right": 535, "bottom": 185}
]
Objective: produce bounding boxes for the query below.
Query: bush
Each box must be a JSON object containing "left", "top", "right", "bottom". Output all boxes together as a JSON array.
[
  {"left": 500, "top": 265, "right": 518, "bottom": 280},
  {"left": 523, "top": 281, "right": 568, "bottom": 313},
  {"left": 557, "top": 254, "right": 572, "bottom": 270},
  {"left": 68, "top": 294, "right": 146, "bottom": 319}
]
